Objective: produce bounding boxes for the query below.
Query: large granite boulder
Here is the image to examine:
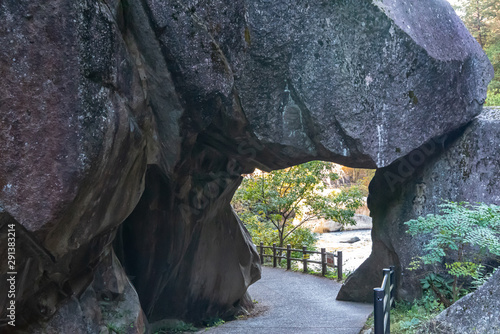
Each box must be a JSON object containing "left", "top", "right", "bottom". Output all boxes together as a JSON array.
[
  {"left": 0, "top": 0, "right": 151, "bottom": 331},
  {"left": 145, "top": 0, "right": 491, "bottom": 169},
  {"left": 0, "top": 0, "right": 493, "bottom": 331},
  {"left": 114, "top": 164, "right": 260, "bottom": 323},
  {"left": 338, "top": 108, "right": 500, "bottom": 302}
]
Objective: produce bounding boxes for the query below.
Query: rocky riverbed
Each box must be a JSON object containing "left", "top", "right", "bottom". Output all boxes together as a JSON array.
[{"left": 315, "top": 230, "right": 372, "bottom": 273}]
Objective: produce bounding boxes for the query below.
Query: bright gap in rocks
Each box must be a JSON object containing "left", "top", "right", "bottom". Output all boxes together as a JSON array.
[{"left": 231, "top": 161, "right": 375, "bottom": 274}]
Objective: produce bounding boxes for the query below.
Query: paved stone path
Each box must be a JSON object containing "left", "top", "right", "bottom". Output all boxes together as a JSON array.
[{"left": 204, "top": 266, "right": 373, "bottom": 334}]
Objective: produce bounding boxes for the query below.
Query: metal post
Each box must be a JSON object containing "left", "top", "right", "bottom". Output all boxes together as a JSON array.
[
  {"left": 383, "top": 268, "right": 391, "bottom": 333},
  {"left": 259, "top": 242, "right": 264, "bottom": 264},
  {"left": 383, "top": 268, "right": 391, "bottom": 299},
  {"left": 337, "top": 251, "right": 343, "bottom": 281},
  {"left": 303, "top": 246, "right": 308, "bottom": 272},
  {"left": 287, "top": 244, "right": 291, "bottom": 270},
  {"left": 272, "top": 243, "right": 277, "bottom": 267},
  {"left": 374, "top": 288, "right": 385, "bottom": 334},
  {"left": 374, "top": 266, "right": 396, "bottom": 334},
  {"left": 321, "top": 248, "right": 326, "bottom": 276},
  {"left": 389, "top": 265, "right": 396, "bottom": 306}
]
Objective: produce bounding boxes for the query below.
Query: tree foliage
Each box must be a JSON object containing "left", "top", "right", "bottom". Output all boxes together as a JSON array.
[
  {"left": 455, "top": 0, "right": 500, "bottom": 105},
  {"left": 233, "top": 161, "right": 364, "bottom": 248},
  {"left": 405, "top": 201, "right": 500, "bottom": 306},
  {"left": 337, "top": 167, "right": 375, "bottom": 196},
  {"left": 244, "top": 219, "right": 318, "bottom": 253}
]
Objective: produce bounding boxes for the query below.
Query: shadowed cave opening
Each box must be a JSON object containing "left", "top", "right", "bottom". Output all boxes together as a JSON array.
[{"left": 114, "top": 157, "right": 377, "bottom": 326}]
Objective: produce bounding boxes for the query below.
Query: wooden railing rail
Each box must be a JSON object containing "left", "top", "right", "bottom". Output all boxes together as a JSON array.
[{"left": 258, "top": 242, "right": 343, "bottom": 280}]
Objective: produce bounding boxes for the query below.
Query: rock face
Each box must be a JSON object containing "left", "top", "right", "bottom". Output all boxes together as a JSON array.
[
  {"left": 338, "top": 108, "right": 500, "bottom": 302},
  {"left": 0, "top": 0, "right": 493, "bottom": 331},
  {"left": 114, "top": 166, "right": 260, "bottom": 322},
  {"left": 144, "top": 0, "right": 491, "bottom": 170},
  {"left": 0, "top": 0, "right": 151, "bottom": 331},
  {"left": 423, "top": 269, "right": 500, "bottom": 333},
  {"left": 30, "top": 250, "right": 147, "bottom": 334}
]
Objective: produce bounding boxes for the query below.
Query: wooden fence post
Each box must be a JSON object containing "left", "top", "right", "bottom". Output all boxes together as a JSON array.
[
  {"left": 321, "top": 248, "right": 326, "bottom": 276},
  {"left": 303, "top": 246, "right": 308, "bottom": 273},
  {"left": 287, "top": 244, "right": 291, "bottom": 270},
  {"left": 259, "top": 242, "right": 264, "bottom": 264},
  {"left": 272, "top": 243, "right": 277, "bottom": 268},
  {"left": 337, "top": 251, "right": 343, "bottom": 281}
]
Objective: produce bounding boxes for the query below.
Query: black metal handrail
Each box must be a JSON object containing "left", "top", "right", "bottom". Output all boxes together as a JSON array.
[{"left": 374, "top": 266, "right": 395, "bottom": 334}]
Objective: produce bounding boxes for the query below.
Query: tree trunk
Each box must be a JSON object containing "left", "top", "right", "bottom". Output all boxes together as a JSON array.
[{"left": 278, "top": 226, "right": 285, "bottom": 258}]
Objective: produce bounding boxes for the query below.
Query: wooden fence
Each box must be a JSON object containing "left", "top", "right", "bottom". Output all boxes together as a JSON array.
[{"left": 258, "top": 242, "right": 343, "bottom": 280}]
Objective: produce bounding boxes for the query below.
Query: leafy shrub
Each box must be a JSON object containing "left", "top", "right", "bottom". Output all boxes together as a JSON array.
[
  {"left": 204, "top": 318, "right": 225, "bottom": 327},
  {"left": 389, "top": 292, "right": 444, "bottom": 334},
  {"left": 405, "top": 201, "right": 500, "bottom": 305},
  {"left": 246, "top": 220, "right": 318, "bottom": 257},
  {"left": 485, "top": 89, "right": 500, "bottom": 106}
]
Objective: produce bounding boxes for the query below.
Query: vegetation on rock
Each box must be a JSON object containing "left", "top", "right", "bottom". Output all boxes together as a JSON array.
[
  {"left": 455, "top": 0, "right": 500, "bottom": 105},
  {"left": 405, "top": 201, "right": 500, "bottom": 306},
  {"left": 385, "top": 201, "right": 500, "bottom": 333}
]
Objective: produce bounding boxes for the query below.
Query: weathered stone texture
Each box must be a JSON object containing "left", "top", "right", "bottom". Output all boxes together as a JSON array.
[
  {"left": 338, "top": 108, "right": 500, "bottom": 302},
  {"left": 28, "top": 250, "right": 147, "bottom": 334},
  {"left": 115, "top": 163, "right": 260, "bottom": 323},
  {"left": 0, "top": 0, "right": 494, "bottom": 331},
  {"left": 1, "top": 1, "right": 151, "bottom": 331}
]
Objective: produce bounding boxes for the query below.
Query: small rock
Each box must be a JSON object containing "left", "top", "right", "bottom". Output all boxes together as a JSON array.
[{"left": 340, "top": 237, "right": 361, "bottom": 244}]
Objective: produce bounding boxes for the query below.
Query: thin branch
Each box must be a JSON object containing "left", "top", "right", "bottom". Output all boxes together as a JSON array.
[
  {"left": 283, "top": 218, "right": 312, "bottom": 240},
  {"left": 269, "top": 219, "right": 280, "bottom": 230}
]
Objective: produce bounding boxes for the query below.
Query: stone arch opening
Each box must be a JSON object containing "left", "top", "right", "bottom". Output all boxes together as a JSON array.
[{"left": 232, "top": 163, "right": 375, "bottom": 273}]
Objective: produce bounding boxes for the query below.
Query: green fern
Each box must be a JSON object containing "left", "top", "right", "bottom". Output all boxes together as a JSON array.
[{"left": 405, "top": 201, "right": 500, "bottom": 305}]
